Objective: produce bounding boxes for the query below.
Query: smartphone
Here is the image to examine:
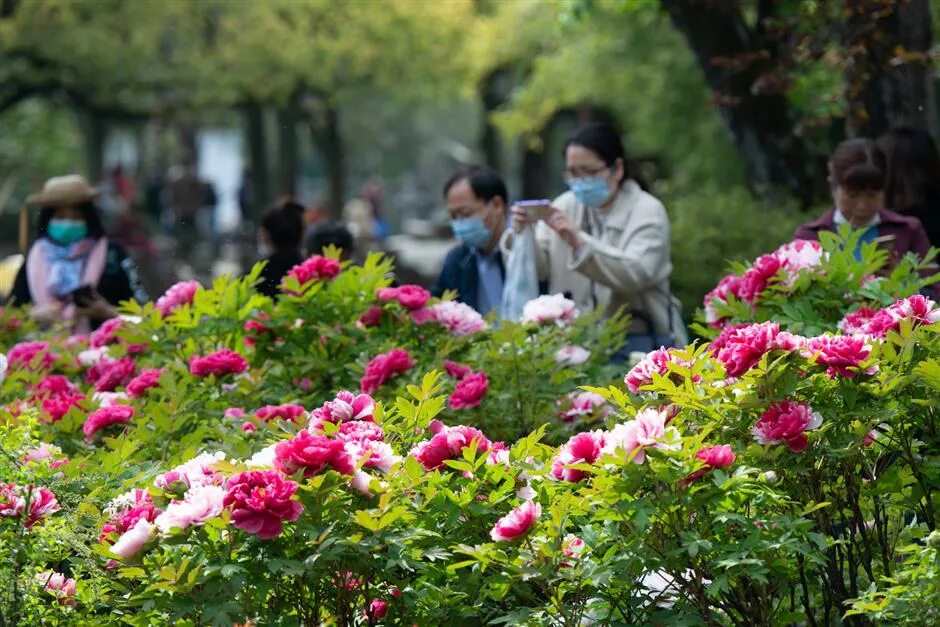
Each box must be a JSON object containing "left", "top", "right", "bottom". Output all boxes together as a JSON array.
[
  {"left": 69, "top": 285, "right": 95, "bottom": 308},
  {"left": 873, "top": 234, "right": 896, "bottom": 252},
  {"left": 515, "top": 199, "right": 552, "bottom": 219}
]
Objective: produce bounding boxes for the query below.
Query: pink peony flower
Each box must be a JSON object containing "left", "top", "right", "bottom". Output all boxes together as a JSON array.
[
  {"left": 697, "top": 444, "right": 736, "bottom": 468},
  {"left": 309, "top": 391, "right": 376, "bottom": 428},
  {"left": 283, "top": 255, "right": 341, "bottom": 289},
  {"left": 38, "top": 571, "right": 77, "bottom": 604},
  {"left": 753, "top": 400, "right": 822, "bottom": 453},
  {"left": 410, "top": 423, "right": 492, "bottom": 471},
  {"left": 83, "top": 405, "right": 135, "bottom": 441},
  {"left": 110, "top": 518, "right": 156, "bottom": 559},
  {"left": 8, "top": 341, "right": 55, "bottom": 371},
  {"left": 376, "top": 285, "right": 430, "bottom": 310},
  {"left": 443, "top": 360, "right": 472, "bottom": 380},
  {"left": 838, "top": 307, "right": 879, "bottom": 335},
  {"left": 703, "top": 274, "right": 744, "bottom": 327},
  {"left": 335, "top": 419, "right": 385, "bottom": 443},
  {"left": 601, "top": 408, "right": 671, "bottom": 465},
  {"left": 448, "top": 372, "right": 488, "bottom": 410},
  {"left": 224, "top": 407, "right": 246, "bottom": 419},
  {"left": 19, "top": 487, "right": 60, "bottom": 528},
  {"left": 562, "top": 535, "right": 586, "bottom": 559},
  {"left": 358, "top": 305, "right": 384, "bottom": 328},
  {"left": 360, "top": 349, "right": 416, "bottom": 394},
  {"left": 155, "top": 280, "right": 200, "bottom": 317},
  {"left": 738, "top": 254, "right": 784, "bottom": 303},
  {"left": 802, "top": 334, "right": 874, "bottom": 378},
  {"left": 189, "top": 349, "right": 249, "bottom": 377},
  {"left": 154, "top": 484, "right": 226, "bottom": 533},
  {"left": 41, "top": 392, "right": 87, "bottom": 422},
  {"left": 490, "top": 500, "right": 541, "bottom": 542},
  {"left": 254, "top": 403, "right": 307, "bottom": 423},
  {"left": 126, "top": 368, "right": 164, "bottom": 397},
  {"left": 274, "top": 430, "right": 354, "bottom": 477},
  {"left": 557, "top": 391, "right": 611, "bottom": 423},
  {"left": 23, "top": 443, "right": 68, "bottom": 470},
  {"left": 0, "top": 483, "right": 25, "bottom": 519},
  {"left": 423, "top": 301, "right": 487, "bottom": 335},
  {"left": 625, "top": 347, "right": 699, "bottom": 393},
  {"left": 86, "top": 356, "right": 136, "bottom": 392},
  {"left": 89, "top": 317, "right": 124, "bottom": 348},
  {"left": 712, "top": 322, "right": 780, "bottom": 378},
  {"left": 551, "top": 431, "right": 605, "bottom": 482},
  {"left": 774, "top": 239, "right": 824, "bottom": 272},
  {"left": 554, "top": 345, "right": 591, "bottom": 366},
  {"left": 223, "top": 470, "right": 304, "bottom": 540},
  {"left": 367, "top": 599, "right": 389, "bottom": 621},
  {"left": 242, "top": 319, "right": 272, "bottom": 346},
  {"left": 33, "top": 374, "right": 77, "bottom": 397},
  {"left": 522, "top": 294, "right": 579, "bottom": 325},
  {"left": 155, "top": 452, "right": 226, "bottom": 491},
  {"left": 773, "top": 331, "right": 808, "bottom": 351}
]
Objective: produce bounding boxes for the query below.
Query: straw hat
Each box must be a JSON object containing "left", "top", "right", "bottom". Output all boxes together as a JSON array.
[{"left": 26, "top": 175, "right": 100, "bottom": 208}]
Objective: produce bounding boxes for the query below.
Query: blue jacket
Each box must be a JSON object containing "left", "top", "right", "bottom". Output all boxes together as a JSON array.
[{"left": 430, "top": 243, "right": 504, "bottom": 314}]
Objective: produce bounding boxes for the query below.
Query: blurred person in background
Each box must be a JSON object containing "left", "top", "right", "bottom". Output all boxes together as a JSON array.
[
  {"left": 305, "top": 221, "right": 355, "bottom": 262},
  {"left": 504, "top": 123, "right": 685, "bottom": 353},
  {"left": 254, "top": 198, "right": 306, "bottom": 297},
  {"left": 166, "top": 159, "right": 216, "bottom": 244},
  {"left": 432, "top": 166, "right": 508, "bottom": 316},
  {"left": 877, "top": 127, "right": 940, "bottom": 248},
  {"left": 795, "top": 138, "right": 932, "bottom": 262},
  {"left": 10, "top": 175, "right": 147, "bottom": 330}
]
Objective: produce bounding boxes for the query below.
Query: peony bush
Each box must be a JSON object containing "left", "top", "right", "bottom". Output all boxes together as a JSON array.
[{"left": 0, "top": 245, "right": 938, "bottom": 625}]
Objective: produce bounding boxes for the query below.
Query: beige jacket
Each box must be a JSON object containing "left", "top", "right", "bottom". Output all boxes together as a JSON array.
[{"left": 501, "top": 180, "right": 686, "bottom": 343}]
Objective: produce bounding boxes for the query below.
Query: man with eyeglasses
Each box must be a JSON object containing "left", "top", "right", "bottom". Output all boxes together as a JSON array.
[{"left": 431, "top": 166, "right": 509, "bottom": 315}]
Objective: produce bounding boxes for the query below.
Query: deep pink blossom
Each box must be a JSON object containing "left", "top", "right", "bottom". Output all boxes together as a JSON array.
[
  {"left": 360, "top": 349, "right": 415, "bottom": 394},
  {"left": 367, "top": 599, "right": 389, "bottom": 621},
  {"left": 223, "top": 470, "right": 304, "bottom": 540},
  {"left": 490, "top": 500, "right": 541, "bottom": 542},
  {"left": 703, "top": 274, "right": 745, "bottom": 327},
  {"left": 86, "top": 357, "right": 136, "bottom": 392},
  {"left": 625, "top": 348, "right": 698, "bottom": 393},
  {"left": 551, "top": 431, "right": 605, "bottom": 482},
  {"left": 189, "top": 349, "right": 248, "bottom": 377},
  {"left": 33, "top": 374, "right": 77, "bottom": 397},
  {"left": 753, "top": 401, "right": 823, "bottom": 453},
  {"left": 38, "top": 572, "right": 77, "bottom": 605},
  {"left": 712, "top": 322, "right": 780, "bottom": 378},
  {"left": 155, "top": 280, "right": 200, "bottom": 316},
  {"left": 41, "top": 392, "right": 87, "bottom": 422},
  {"left": 274, "top": 430, "right": 354, "bottom": 477},
  {"left": 838, "top": 307, "right": 879, "bottom": 335},
  {"left": 83, "top": 405, "right": 135, "bottom": 441},
  {"left": 358, "top": 305, "right": 384, "bottom": 328},
  {"left": 738, "top": 254, "right": 784, "bottom": 303},
  {"left": 8, "top": 341, "right": 55, "bottom": 371},
  {"left": 89, "top": 318, "right": 124, "bottom": 347},
  {"left": 283, "top": 255, "right": 341, "bottom": 289},
  {"left": 448, "top": 372, "right": 488, "bottom": 409},
  {"left": 126, "top": 368, "right": 164, "bottom": 397},
  {"left": 410, "top": 423, "right": 492, "bottom": 470},
  {"left": 377, "top": 285, "right": 430, "bottom": 310},
  {"left": 697, "top": 444, "right": 736, "bottom": 468},
  {"left": 802, "top": 335, "right": 874, "bottom": 378},
  {"left": 443, "top": 360, "right": 472, "bottom": 380},
  {"left": 254, "top": 403, "right": 307, "bottom": 423}
]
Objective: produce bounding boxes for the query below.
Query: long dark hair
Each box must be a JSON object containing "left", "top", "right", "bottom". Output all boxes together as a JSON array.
[
  {"left": 37, "top": 203, "right": 105, "bottom": 239},
  {"left": 828, "top": 138, "right": 885, "bottom": 192},
  {"left": 260, "top": 198, "right": 305, "bottom": 251},
  {"left": 877, "top": 127, "right": 940, "bottom": 211},
  {"left": 564, "top": 123, "right": 649, "bottom": 192}
]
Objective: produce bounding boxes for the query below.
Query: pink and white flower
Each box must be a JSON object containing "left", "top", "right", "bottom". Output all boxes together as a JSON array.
[
  {"left": 422, "top": 301, "right": 487, "bottom": 336},
  {"left": 154, "top": 484, "right": 226, "bottom": 533},
  {"left": 625, "top": 348, "right": 699, "bottom": 393},
  {"left": 602, "top": 407, "right": 676, "bottom": 464},
  {"left": 802, "top": 334, "right": 875, "bottom": 378},
  {"left": 753, "top": 400, "right": 823, "bottom": 453},
  {"left": 522, "top": 294, "right": 579, "bottom": 325},
  {"left": 557, "top": 391, "right": 611, "bottom": 423},
  {"left": 490, "top": 500, "right": 541, "bottom": 542},
  {"left": 110, "top": 518, "right": 157, "bottom": 559},
  {"left": 554, "top": 345, "right": 591, "bottom": 366},
  {"left": 155, "top": 280, "right": 200, "bottom": 317},
  {"left": 550, "top": 431, "right": 605, "bottom": 482}
]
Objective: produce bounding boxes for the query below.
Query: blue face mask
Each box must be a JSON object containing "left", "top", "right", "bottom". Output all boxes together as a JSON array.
[
  {"left": 568, "top": 176, "right": 612, "bottom": 209},
  {"left": 451, "top": 217, "right": 492, "bottom": 250},
  {"left": 47, "top": 219, "right": 88, "bottom": 245}
]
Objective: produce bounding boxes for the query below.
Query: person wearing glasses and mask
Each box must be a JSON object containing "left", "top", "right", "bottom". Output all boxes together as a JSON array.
[
  {"left": 431, "top": 166, "right": 509, "bottom": 315},
  {"left": 503, "top": 123, "right": 685, "bottom": 354}
]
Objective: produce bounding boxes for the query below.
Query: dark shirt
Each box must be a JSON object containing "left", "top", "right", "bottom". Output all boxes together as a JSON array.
[
  {"left": 257, "top": 249, "right": 304, "bottom": 298},
  {"left": 431, "top": 243, "right": 505, "bottom": 314},
  {"left": 795, "top": 207, "right": 932, "bottom": 260},
  {"left": 10, "top": 241, "right": 147, "bottom": 309}
]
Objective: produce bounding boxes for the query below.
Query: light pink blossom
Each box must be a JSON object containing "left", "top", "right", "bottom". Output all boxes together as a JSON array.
[
  {"left": 554, "top": 345, "right": 591, "bottom": 366},
  {"left": 154, "top": 485, "right": 226, "bottom": 533},
  {"left": 424, "top": 301, "right": 487, "bottom": 336},
  {"left": 110, "top": 518, "right": 157, "bottom": 559},
  {"left": 155, "top": 280, "right": 200, "bottom": 317},
  {"left": 522, "top": 294, "right": 579, "bottom": 325}
]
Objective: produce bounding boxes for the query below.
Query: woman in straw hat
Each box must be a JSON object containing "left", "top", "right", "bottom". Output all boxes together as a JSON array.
[{"left": 9, "top": 175, "right": 147, "bottom": 330}]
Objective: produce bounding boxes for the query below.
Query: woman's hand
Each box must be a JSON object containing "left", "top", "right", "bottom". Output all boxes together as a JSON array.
[
  {"left": 76, "top": 293, "right": 118, "bottom": 321},
  {"left": 510, "top": 202, "right": 554, "bottom": 233},
  {"left": 546, "top": 209, "right": 581, "bottom": 250},
  {"left": 29, "top": 302, "right": 63, "bottom": 325}
]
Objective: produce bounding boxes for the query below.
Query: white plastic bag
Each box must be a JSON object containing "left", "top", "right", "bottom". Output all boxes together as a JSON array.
[{"left": 501, "top": 226, "right": 540, "bottom": 320}]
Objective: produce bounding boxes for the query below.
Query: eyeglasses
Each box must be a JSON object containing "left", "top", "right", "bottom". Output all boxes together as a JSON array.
[{"left": 563, "top": 164, "right": 611, "bottom": 182}]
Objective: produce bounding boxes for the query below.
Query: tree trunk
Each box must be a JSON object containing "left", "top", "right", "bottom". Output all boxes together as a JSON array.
[
  {"left": 844, "top": 0, "right": 936, "bottom": 137},
  {"left": 660, "top": 0, "right": 815, "bottom": 206},
  {"left": 309, "top": 102, "right": 344, "bottom": 218},
  {"left": 244, "top": 100, "right": 270, "bottom": 224},
  {"left": 480, "top": 68, "right": 513, "bottom": 171},
  {"left": 276, "top": 101, "right": 299, "bottom": 197},
  {"left": 81, "top": 110, "right": 106, "bottom": 183},
  {"left": 521, "top": 127, "right": 550, "bottom": 200}
]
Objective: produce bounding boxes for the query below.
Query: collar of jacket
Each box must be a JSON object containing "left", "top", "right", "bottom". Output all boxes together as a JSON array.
[{"left": 595, "top": 179, "right": 643, "bottom": 231}]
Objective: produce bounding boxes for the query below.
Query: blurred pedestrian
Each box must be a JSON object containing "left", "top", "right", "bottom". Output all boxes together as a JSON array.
[
  {"left": 305, "top": 221, "right": 355, "bottom": 262},
  {"left": 877, "top": 127, "right": 940, "bottom": 248},
  {"left": 504, "top": 123, "right": 685, "bottom": 353},
  {"left": 10, "top": 175, "right": 147, "bottom": 330},
  {"left": 254, "top": 198, "right": 306, "bottom": 297},
  {"left": 795, "top": 138, "right": 932, "bottom": 262},
  {"left": 432, "top": 166, "right": 508, "bottom": 316}
]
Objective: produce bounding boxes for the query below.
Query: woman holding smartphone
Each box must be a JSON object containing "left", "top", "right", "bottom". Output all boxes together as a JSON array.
[
  {"left": 9, "top": 175, "right": 147, "bottom": 330},
  {"left": 503, "top": 123, "right": 686, "bottom": 354}
]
